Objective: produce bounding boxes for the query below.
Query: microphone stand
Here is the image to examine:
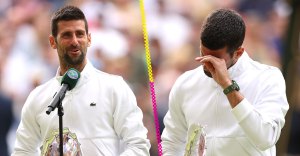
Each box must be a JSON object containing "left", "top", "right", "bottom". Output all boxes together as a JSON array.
[
  {"left": 57, "top": 97, "right": 64, "bottom": 156},
  {"left": 46, "top": 85, "right": 68, "bottom": 156},
  {"left": 46, "top": 68, "right": 80, "bottom": 156}
]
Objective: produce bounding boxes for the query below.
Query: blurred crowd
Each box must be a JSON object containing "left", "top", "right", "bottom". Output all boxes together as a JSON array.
[{"left": 0, "top": 0, "right": 292, "bottom": 155}]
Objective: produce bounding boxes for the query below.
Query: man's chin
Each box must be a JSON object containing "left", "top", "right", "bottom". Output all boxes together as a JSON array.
[
  {"left": 204, "top": 70, "right": 212, "bottom": 78},
  {"left": 64, "top": 53, "right": 85, "bottom": 65}
]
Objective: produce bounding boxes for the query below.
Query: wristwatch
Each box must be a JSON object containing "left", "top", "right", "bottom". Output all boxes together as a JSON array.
[{"left": 223, "top": 80, "right": 240, "bottom": 95}]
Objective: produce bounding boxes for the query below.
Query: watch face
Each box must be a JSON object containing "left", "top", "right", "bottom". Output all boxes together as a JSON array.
[{"left": 233, "top": 81, "right": 240, "bottom": 91}]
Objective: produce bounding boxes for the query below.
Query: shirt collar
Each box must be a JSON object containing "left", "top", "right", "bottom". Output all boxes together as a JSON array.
[{"left": 228, "top": 51, "right": 250, "bottom": 78}]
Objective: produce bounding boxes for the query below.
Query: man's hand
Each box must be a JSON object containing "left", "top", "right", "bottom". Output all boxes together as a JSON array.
[
  {"left": 195, "top": 55, "right": 232, "bottom": 88},
  {"left": 196, "top": 55, "right": 244, "bottom": 108}
]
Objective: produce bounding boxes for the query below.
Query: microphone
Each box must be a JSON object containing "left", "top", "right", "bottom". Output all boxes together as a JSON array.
[{"left": 46, "top": 68, "right": 80, "bottom": 115}]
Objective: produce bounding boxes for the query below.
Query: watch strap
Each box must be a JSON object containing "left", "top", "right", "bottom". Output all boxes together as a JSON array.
[{"left": 223, "top": 80, "right": 240, "bottom": 95}]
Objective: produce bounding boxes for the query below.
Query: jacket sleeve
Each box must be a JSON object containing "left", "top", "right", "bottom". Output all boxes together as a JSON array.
[
  {"left": 12, "top": 89, "right": 42, "bottom": 156},
  {"left": 231, "top": 69, "right": 289, "bottom": 150},
  {"left": 112, "top": 77, "right": 151, "bottom": 156},
  {"left": 161, "top": 79, "right": 187, "bottom": 156}
]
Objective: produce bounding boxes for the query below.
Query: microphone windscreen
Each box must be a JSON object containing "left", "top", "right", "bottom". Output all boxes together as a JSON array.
[{"left": 61, "top": 68, "right": 80, "bottom": 90}]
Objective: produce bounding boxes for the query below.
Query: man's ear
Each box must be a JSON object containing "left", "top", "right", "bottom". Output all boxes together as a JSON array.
[
  {"left": 49, "top": 35, "right": 57, "bottom": 49},
  {"left": 87, "top": 33, "right": 91, "bottom": 47},
  {"left": 234, "top": 47, "right": 244, "bottom": 59}
]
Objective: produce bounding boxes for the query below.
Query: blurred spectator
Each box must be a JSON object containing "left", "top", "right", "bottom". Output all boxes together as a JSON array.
[
  {"left": 0, "top": 92, "right": 14, "bottom": 156},
  {"left": 288, "top": 109, "right": 300, "bottom": 154}
]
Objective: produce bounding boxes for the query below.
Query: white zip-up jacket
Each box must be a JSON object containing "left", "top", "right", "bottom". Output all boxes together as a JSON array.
[
  {"left": 13, "top": 62, "right": 150, "bottom": 156},
  {"left": 162, "top": 52, "right": 289, "bottom": 156}
]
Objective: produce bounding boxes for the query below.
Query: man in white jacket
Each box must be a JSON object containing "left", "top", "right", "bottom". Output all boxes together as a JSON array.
[
  {"left": 161, "top": 9, "right": 289, "bottom": 155},
  {"left": 12, "top": 6, "right": 150, "bottom": 156}
]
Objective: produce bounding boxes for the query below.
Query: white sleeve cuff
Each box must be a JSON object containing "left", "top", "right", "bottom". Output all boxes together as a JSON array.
[{"left": 231, "top": 99, "right": 254, "bottom": 122}]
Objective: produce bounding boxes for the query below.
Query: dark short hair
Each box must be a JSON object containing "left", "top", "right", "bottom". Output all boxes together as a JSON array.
[
  {"left": 51, "top": 6, "right": 88, "bottom": 38},
  {"left": 200, "top": 9, "right": 245, "bottom": 55}
]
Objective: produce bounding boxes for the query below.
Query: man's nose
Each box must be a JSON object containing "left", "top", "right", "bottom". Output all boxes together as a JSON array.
[{"left": 71, "top": 34, "right": 79, "bottom": 46}]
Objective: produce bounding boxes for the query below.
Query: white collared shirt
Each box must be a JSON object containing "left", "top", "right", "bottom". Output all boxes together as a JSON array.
[
  {"left": 13, "top": 62, "right": 150, "bottom": 156},
  {"left": 162, "top": 52, "right": 289, "bottom": 156}
]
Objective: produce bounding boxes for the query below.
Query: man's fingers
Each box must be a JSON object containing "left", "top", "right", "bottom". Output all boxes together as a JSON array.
[
  {"left": 195, "top": 56, "right": 216, "bottom": 71},
  {"left": 195, "top": 57, "right": 205, "bottom": 66},
  {"left": 195, "top": 56, "right": 212, "bottom": 62},
  {"left": 198, "top": 56, "right": 215, "bottom": 63},
  {"left": 195, "top": 56, "right": 225, "bottom": 73},
  {"left": 204, "top": 62, "right": 214, "bottom": 72},
  {"left": 195, "top": 57, "right": 203, "bottom": 61}
]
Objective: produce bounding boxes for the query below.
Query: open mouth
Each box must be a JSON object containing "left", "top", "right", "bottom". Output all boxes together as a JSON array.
[{"left": 69, "top": 49, "right": 80, "bottom": 55}]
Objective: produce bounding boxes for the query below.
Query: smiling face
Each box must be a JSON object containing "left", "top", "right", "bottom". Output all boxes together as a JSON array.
[{"left": 49, "top": 20, "right": 91, "bottom": 74}]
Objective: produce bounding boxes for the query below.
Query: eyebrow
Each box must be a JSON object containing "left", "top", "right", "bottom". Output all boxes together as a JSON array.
[{"left": 60, "top": 29, "right": 86, "bottom": 36}]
